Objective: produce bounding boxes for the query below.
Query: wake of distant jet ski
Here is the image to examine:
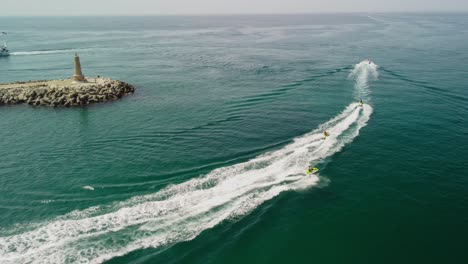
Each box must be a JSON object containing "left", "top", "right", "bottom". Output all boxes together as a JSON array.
[{"left": 348, "top": 59, "right": 379, "bottom": 103}]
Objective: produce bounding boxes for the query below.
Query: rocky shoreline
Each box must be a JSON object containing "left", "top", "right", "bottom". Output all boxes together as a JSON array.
[{"left": 0, "top": 78, "right": 135, "bottom": 107}]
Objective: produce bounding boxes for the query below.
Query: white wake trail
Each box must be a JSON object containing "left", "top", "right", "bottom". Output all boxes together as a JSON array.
[
  {"left": 0, "top": 62, "right": 377, "bottom": 264},
  {"left": 11, "top": 49, "right": 86, "bottom": 56},
  {"left": 348, "top": 60, "right": 378, "bottom": 101}
]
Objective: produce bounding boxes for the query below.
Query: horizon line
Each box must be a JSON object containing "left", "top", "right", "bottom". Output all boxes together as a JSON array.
[{"left": 1, "top": 10, "right": 468, "bottom": 17}]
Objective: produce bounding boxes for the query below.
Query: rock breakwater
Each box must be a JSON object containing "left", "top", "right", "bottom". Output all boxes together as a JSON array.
[{"left": 0, "top": 78, "right": 135, "bottom": 107}]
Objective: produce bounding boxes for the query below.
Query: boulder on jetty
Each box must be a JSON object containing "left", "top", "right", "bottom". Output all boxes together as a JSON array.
[{"left": 0, "top": 77, "right": 135, "bottom": 107}]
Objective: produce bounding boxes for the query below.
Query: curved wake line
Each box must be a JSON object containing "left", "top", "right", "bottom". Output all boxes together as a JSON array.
[{"left": 0, "top": 61, "right": 377, "bottom": 264}]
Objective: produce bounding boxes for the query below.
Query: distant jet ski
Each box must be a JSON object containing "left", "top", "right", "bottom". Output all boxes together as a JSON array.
[
  {"left": 359, "top": 99, "right": 364, "bottom": 107},
  {"left": 323, "top": 131, "right": 330, "bottom": 138},
  {"left": 305, "top": 167, "right": 319, "bottom": 175}
]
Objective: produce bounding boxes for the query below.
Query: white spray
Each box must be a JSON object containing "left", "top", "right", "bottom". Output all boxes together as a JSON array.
[{"left": 348, "top": 60, "right": 378, "bottom": 101}]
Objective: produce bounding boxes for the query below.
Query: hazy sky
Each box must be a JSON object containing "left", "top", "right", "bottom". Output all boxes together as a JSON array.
[{"left": 1, "top": 0, "right": 467, "bottom": 16}]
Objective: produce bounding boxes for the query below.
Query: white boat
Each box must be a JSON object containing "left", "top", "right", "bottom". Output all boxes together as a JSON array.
[
  {"left": 0, "top": 32, "right": 10, "bottom": 57},
  {"left": 0, "top": 45, "right": 8, "bottom": 56}
]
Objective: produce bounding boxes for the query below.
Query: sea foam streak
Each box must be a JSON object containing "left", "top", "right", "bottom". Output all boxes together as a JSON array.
[
  {"left": 0, "top": 62, "right": 376, "bottom": 264},
  {"left": 349, "top": 60, "right": 378, "bottom": 101},
  {"left": 11, "top": 49, "right": 85, "bottom": 56}
]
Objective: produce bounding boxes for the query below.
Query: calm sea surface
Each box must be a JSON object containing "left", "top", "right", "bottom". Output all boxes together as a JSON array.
[{"left": 0, "top": 14, "right": 467, "bottom": 263}]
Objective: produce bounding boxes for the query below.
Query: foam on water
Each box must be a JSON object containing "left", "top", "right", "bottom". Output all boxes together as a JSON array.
[
  {"left": 11, "top": 49, "right": 85, "bottom": 56},
  {"left": 0, "top": 62, "right": 376, "bottom": 264},
  {"left": 349, "top": 60, "right": 379, "bottom": 101}
]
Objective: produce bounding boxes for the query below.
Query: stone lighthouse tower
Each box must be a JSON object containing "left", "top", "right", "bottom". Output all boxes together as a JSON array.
[{"left": 73, "top": 53, "right": 86, "bottom": 82}]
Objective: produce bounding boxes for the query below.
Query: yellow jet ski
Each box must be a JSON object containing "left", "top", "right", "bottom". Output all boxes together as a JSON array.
[
  {"left": 306, "top": 167, "right": 319, "bottom": 174},
  {"left": 323, "top": 131, "right": 330, "bottom": 138}
]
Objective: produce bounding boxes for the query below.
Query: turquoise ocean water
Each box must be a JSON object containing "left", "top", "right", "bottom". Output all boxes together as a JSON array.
[{"left": 0, "top": 14, "right": 467, "bottom": 263}]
